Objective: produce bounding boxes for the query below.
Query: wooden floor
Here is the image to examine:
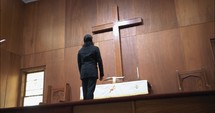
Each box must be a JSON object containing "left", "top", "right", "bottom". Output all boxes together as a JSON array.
[{"left": 1, "top": 90, "right": 215, "bottom": 113}]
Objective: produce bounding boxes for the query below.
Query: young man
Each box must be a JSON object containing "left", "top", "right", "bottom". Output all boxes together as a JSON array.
[{"left": 77, "top": 34, "right": 104, "bottom": 100}]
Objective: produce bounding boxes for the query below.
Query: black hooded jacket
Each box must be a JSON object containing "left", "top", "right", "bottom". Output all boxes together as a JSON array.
[{"left": 77, "top": 34, "right": 104, "bottom": 80}]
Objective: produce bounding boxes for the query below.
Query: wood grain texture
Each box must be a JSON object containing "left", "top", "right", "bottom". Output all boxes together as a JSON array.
[
  {"left": 65, "top": 0, "right": 97, "bottom": 47},
  {"left": 133, "top": 0, "right": 178, "bottom": 34},
  {"left": 73, "top": 102, "right": 133, "bottom": 113},
  {"left": 64, "top": 46, "right": 81, "bottom": 101},
  {"left": 175, "top": 0, "right": 215, "bottom": 26},
  {"left": 136, "top": 28, "right": 185, "bottom": 94},
  {"left": 1, "top": 91, "right": 215, "bottom": 113},
  {"left": 0, "top": 0, "right": 24, "bottom": 54},
  {"left": 121, "top": 36, "right": 138, "bottom": 81},
  {"left": 0, "top": 49, "right": 21, "bottom": 108},
  {"left": 35, "top": 0, "right": 65, "bottom": 53},
  {"left": 179, "top": 22, "right": 215, "bottom": 89},
  {"left": 10, "top": 0, "right": 215, "bottom": 103},
  {"left": 22, "top": 2, "right": 38, "bottom": 54},
  {"left": 135, "top": 95, "right": 215, "bottom": 113},
  {"left": 44, "top": 49, "right": 65, "bottom": 88},
  {"left": 22, "top": 0, "right": 66, "bottom": 54},
  {"left": 21, "top": 0, "right": 215, "bottom": 100},
  {"left": 97, "top": 40, "right": 116, "bottom": 78},
  {"left": 0, "top": 0, "right": 23, "bottom": 108}
]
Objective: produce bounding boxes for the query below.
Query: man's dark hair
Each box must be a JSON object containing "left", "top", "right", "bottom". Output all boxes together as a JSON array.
[
  {"left": 83, "top": 34, "right": 94, "bottom": 47},
  {"left": 84, "top": 34, "right": 93, "bottom": 42}
]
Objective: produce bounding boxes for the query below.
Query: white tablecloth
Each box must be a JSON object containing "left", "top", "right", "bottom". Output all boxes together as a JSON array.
[{"left": 80, "top": 80, "right": 149, "bottom": 99}]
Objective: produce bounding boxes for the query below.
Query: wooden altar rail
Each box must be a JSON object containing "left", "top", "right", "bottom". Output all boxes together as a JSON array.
[{"left": 1, "top": 90, "right": 215, "bottom": 113}]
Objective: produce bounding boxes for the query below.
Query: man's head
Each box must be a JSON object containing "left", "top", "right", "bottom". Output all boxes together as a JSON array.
[{"left": 84, "top": 34, "right": 93, "bottom": 42}]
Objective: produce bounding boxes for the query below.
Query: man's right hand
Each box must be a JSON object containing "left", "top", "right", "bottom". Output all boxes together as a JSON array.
[{"left": 99, "top": 76, "right": 103, "bottom": 81}]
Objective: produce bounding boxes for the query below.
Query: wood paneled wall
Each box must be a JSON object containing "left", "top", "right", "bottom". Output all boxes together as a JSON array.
[
  {"left": 22, "top": 0, "right": 65, "bottom": 54},
  {"left": 1, "top": 0, "right": 214, "bottom": 106},
  {"left": 21, "top": 0, "right": 67, "bottom": 102},
  {"left": 0, "top": 0, "right": 24, "bottom": 108},
  {"left": 0, "top": 0, "right": 24, "bottom": 54},
  {"left": 0, "top": 49, "right": 21, "bottom": 107},
  {"left": 21, "top": 0, "right": 215, "bottom": 102}
]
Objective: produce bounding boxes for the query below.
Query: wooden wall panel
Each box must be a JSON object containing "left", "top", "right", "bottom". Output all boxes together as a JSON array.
[
  {"left": 4, "top": 53, "right": 21, "bottom": 107},
  {"left": 0, "top": 0, "right": 24, "bottom": 54},
  {"left": 45, "top": 49, "right": 65, "bottom": 88},
  {"left": 73, "top": 102, "right": 133, "bottom": 113},
  {"left": 21, "top": 54, "right": 35, "bottom": 68},
  {"left": 179, "top": 22, "right": 215, "bottom": 88},
  {"left": 43, "top": 49, "right": 65, "bottom": 102},
  {"left": 133, "top": 0, "right": 151, "bottom": 35},
  {"left": 22, "top": 2, "right": 38, "bottom": 54},
  {"left": 97, "top": 40, "right": 116, "bottom": 79},
  {"left": 147, "top": 0, "right": 178, "bottom": 31},
  {"left": 64, "top": 46, "right": 81, "bottom": 101},
  {"left": 0, "top": 0, "right": 23, "bottom": 108},
  {"left": 0, "top": 49, "right": 21, "bottom": 108},
  {"left": 175, "top": 0, "right": 215, "bottom": 26},
  {"left": 19, "top": 0, "right": 214, "bottom": 103},
  {"left": 65, "top": 0, "right": 97, "bottom": 47},
  {"left": 135, "top": 95, "right": 215, "bottom": 113},
  {"left": 0, "top": 50, "right": 10, "bottom": 107},
  {"left": 34, "top": 0, "right": 65, "bottom": 53},
  {"left": 121, "top": 36, "right": 139, "bottom": 81},
  {"left": 1, "top": 91, "right": 215, "bottom": 113},
  {"left": 21, "top": 50, "right": 50, "bottom": 69},
  {"left": 133, "top": 0, "right": 178, "bottom": 34},
  {"left": 95, "top": 0, "right": 116, "bottom": 24},
  {"left": 137, "top": 28, "right": 185, "bottom": 93},
  {"left": 1, "top": 106, "right": 72, "bottom": 113}
]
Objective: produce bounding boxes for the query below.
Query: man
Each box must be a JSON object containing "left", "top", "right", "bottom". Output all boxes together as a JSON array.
[{"left": 77, "top": 34, "right": 104, "bottom": 100}]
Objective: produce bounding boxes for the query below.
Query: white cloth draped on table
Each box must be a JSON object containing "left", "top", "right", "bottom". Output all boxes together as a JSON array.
[{"left": 80, "top": 80, "right": 149, "bottom": 99}]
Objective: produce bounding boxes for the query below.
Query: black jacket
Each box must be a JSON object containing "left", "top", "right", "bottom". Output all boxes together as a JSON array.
[{"left": 78, "top": 43, "right": 104, "bottom": 80}]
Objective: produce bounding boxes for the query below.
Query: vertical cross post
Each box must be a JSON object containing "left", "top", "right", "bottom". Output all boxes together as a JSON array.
[{"left": 92, "top": 5, "right": 143, "bottom": 77}]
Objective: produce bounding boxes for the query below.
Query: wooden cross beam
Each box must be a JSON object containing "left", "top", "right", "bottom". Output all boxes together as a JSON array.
[
  {"left": 92, "top": 5, "right": 143, "bottom": 77},
  {"left": 92, "top": 18, "right": 142, "bottom": 34}
]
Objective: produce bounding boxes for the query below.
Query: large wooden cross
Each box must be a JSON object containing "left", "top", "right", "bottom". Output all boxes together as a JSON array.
[{"left": 92, "top": 5, "right": 143, "bottom": 77}]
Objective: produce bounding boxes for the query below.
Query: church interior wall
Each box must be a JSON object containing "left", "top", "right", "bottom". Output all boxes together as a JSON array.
[{"left": 0, "top": 0, "right": 214, "bottom": 108}]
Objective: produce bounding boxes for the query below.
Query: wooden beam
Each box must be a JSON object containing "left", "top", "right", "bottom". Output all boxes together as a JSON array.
[
  {"left": 92, "top": 18, "right": 142, "bottom": 34},
  {"left": 117, "top": 18, "right": 142, "bottom": 28},
  {"left": 92, "top": 23, "right": 113, "bottom": 34},
  {"left": 92, "top": 5, "right": 143, "bottom": 77}
]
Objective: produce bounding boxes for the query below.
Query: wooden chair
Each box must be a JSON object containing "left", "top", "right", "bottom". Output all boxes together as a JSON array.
[
  {"left": 176, "top": 68, "right": 210, "bottom": 92},
  {"left": 46, "top": 83, "right": 71, "bottom": 103}
]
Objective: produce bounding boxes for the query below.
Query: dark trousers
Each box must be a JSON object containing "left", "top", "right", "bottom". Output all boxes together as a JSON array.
[{"left": 82, "top": 78, "right": 97, "bottom": 100}]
